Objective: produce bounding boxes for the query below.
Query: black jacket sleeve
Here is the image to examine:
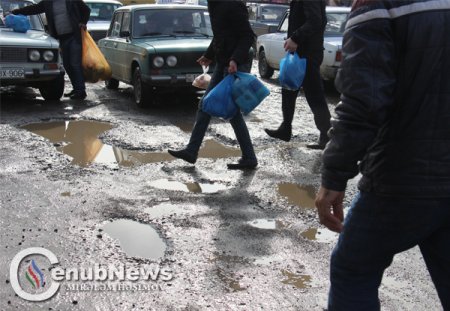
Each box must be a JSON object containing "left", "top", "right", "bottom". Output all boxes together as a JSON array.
[
  {"left": 290, "top": 1, "right": 323, "bottom": 45},
  {"left": 75, "top": 0, "right": 91, "bottom": 25},
  {"left": 228, "top": 3, "right": 255, "bottom": 65},
  {"left": 12, "top": 2, "right": 45, "bottom": 16},
  {"left": 321, "top": 14, "right": 398, "bottom": 191}
]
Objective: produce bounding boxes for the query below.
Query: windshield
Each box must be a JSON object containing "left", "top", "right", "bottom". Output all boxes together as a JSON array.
[
  {"left": 325, "top": 12, "right": 349, "bottom": 36},
  {"left": 86, "top": 2, "right": 121, "bottom": 22},
  {"left": 133, "top": 8, "right": 212, "bottom": 38},
  {"left": 0, "top": 0, "right": 44, "bottom": 30},
  {"left": 260, "top": 5, "right": 287, "bottom": 22}
]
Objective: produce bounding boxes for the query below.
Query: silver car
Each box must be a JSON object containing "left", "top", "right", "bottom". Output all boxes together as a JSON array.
[
  {"left": 0, "top": 0, "right": 65, "bottom": 100},
  {"left": 84, "top": 0, "right": 122, "bottom": 42}
]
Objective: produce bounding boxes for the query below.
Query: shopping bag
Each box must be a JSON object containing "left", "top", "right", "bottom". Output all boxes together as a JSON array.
[
  {"left": 5, "top": 14, "right": 31, "bottom": 33},
  {"left": 81, "top": 29, "right": 112, "bottom": 83},
  {"left": 202, "top": 75, "right": 238, "bottom": 120},
  {"left": 279, "top": 52, "right": 307, "bottom": 91},
  {"left": 232, "top": 72, "right": 270, "bottom": 115},
  {"left": 192, "top": 65, "right": 211, "bottom": 90}
]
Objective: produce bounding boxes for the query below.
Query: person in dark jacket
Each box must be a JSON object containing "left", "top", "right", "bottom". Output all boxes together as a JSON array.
[
  {"left": 12, "top": 0, "right": 90, "bottom": 100},
  {"left": 315, "top": 0, "right": 450, "bottom": 309},
  {"left": 265, "top": 0, "right": 331, "bottom": 149},
  {"left": 168, "top": 0, "right": 257, "bottom": 170}
]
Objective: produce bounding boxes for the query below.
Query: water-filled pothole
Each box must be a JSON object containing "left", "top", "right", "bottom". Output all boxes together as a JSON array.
[
  {"left": 281, "top": 270, "right": 314, "bottom": 289},
  {"left": 102, "top": 219, "right": 166, "bottom": 260},
  {"left": 300, "top": 227, "right": 338, "bottom": 243},
  {"left": 148, "top": 179, "right": 228, "bottom": 193},
  {"left": 144, "top": 203, "right": 187, "bottom": 218},
  {"left": 21, "top": 120, "right": 242, "bottom": 167},
  {"left": 246, "top": 218, "right": 287, "bottom": 230},
  {"left": 277, "top": 183, "right": 317, "bottom": 209}
]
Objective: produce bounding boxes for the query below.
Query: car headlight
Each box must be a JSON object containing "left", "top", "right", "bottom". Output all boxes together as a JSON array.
[
  {"left": 153, "top": 56, "right": 164, "bottom": 68},
  {"left": 29, "top": 50, "right": 41, "bottom": 62},
  {"left": 166, "top": 55, "right": 177, "bottom": 67},
  {"left": 43, "top": 50, "right": 55, "bottom": 62}
]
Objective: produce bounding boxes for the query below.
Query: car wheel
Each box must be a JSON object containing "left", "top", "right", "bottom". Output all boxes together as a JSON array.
[
  {"left": 133, "top": 67, "right": 152, "bottom": 108},
  {"left": 39, "top": 74, "right": 65, "bottom": 100},
  {"left": 258, "top": 49, "right": 274, "bottom": 79},
  {"left": 105, "top": 78, "right": 119, "bottom": 90}
]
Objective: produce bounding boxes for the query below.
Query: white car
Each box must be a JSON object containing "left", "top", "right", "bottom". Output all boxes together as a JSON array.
[
  {"left": 0, "top": 0, "right": 65, "bottom": 100},
  {"left": 256, "top": 6, "right": 350, "bottom": 81},
  {"left": 84, "top": 0, "right": 122, "bottom": 42}
]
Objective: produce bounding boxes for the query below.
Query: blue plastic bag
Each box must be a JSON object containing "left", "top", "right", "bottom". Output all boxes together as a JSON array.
[
  {"left": 5, "top": 14, "right": 31, "bottom": 33},
  {"left": 232, "top": 72, "right": 270, "bottom": 115},
  {"left": 202, "top": 75, "right": 238, "bottom": 120},
  {"left": 279, "top": 52, "right": 307, "bottom": 91}
]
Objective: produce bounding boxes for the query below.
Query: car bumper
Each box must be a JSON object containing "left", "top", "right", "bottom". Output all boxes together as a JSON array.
[
  {"left": 0, "top": 67, "right": 65, "bottom": 85},
  {"left": 141, "top": 73, "right": 200, "bottom": 87}
]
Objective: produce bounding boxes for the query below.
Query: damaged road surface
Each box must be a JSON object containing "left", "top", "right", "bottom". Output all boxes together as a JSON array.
[{"left": 0, "top": 69, "right": 441, "bottom": 310}]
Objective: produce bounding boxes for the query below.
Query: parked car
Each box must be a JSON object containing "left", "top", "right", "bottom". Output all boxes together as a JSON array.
[
  {"left": 256, "top": 6, "right": 350, "bottom": 82},
  {"left": 84, "top": 0, "right": 122, "bottom": 42},
  {"left": 0, "top": 0, "right": 65, "bottom": 100},
  {"left": 247, "top": 3, "right": 288, "bottom": 37},
  {"left": 98, "top": 4, "right": 213, "bottom": 107}
]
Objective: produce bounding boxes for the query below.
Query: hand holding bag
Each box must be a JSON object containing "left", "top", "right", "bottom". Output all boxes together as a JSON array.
[
  {"left": 192, "top": 65, "right": 211, "bottom": 90},
  {"left": 232, "top": 72, "right": 270, "bottom": 115},
  {"left": 279, "top": 52, "right": 307, "bottom": 91},
  {"left": 81, "top": 29, "right": 112, "bottom": 83},
  {"left": 202, "top": 75, "right": 238, "bottom": 120}
]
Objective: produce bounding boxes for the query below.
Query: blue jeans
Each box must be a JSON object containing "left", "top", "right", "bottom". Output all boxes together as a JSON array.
[
  {"left": 186, "top": 62, "right": 256, "bottom": 162},
  {"left": 329, "top": 192, "right": 450, "bottom": 311},
  {"left": 59, "top": 35, "right": 85, "bottom": 92}
]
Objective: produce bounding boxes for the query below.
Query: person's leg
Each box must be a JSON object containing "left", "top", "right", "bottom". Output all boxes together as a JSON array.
[
  {"left": 329, "top": 193, "right": 444, "bottom": 311},
  {"left": 60, "top": 38, "right": 74, "bottom": 90},
  {"left": 264, "top": 88, "right": 298, "bottom": 142},
  {"left": 227, "top": 111, "right": 257, "bottom": 169},
  {"left": 67, "top": 36, "right": 86, "bottom": 98},
  {"left": 302, "top": 53, "right": 330, "bottom": 148},
  {"left": 418, "top": 198, "right": 450, "bottom": 310}
]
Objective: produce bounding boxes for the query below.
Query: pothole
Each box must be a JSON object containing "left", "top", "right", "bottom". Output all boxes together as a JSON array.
[
  {"left": 277, "top": 183, "right": 317, "bottom": 209},
  {"left": 148, "top": 179, "right": 228, "bottom": 193}
]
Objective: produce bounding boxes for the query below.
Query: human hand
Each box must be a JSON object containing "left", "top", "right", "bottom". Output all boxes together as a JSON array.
[
  {"left": 197, "top": 56, "right": 212, "bottom": 67},
  {"left": 228, "top": 60, "right": 237, "bottom": 74},
  {"left": 284, "top": 38, "right": 298, "bottom": 53},
  {"left": 79, "top": 23, "right": 87, "bottom": 30},
  {"left": 315, "top": 186, "right": 345, "bottom": 233}
]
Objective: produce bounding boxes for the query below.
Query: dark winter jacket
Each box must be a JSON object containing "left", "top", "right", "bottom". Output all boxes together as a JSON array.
[
  {"left": 321, "top": 0, "right": 450, "bottom": 198},
  {"left": 12, "top": 0, "right": 90, "bottom": 41},
  {"left": 288, "top": 0, "right": 327, "bottom": 59},
  {"left": 204, "top": 0, "right": 255, "bottom": 65}
]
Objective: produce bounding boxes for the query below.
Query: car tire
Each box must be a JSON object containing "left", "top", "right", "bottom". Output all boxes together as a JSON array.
[
  {"left": 258, "top": 49, "right": 274, "bottom": 79},
  {"left": 105, "top": 78, "right": 119, "bottom": 90},
  {"left": 133, "top": 67, "right": 152, "bottom": 108},
  {"left": 39, "top": 74, "right": 65, "bottom": 101}
]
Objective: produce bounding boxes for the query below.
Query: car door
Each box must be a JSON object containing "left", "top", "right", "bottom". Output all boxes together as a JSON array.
[
  {"left": 116, "top": 12, "right": 132, "bottom": 82},
  {"left": 266, "top": 12, "right": 288, "bottom": 68},
  {"left": 99, "top": 11, "right": 123, "bottom": 80}
]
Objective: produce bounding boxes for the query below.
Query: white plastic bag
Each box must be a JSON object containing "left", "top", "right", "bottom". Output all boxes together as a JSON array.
[{"left": 192, "top": 65, "right": 211, "bottom": 90}]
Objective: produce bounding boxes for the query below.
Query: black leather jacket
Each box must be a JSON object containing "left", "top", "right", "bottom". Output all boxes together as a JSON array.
[
  {"left": 204, "top": 0, "right": 255, "bottom": 65},
  {"left": 13, "top": 0, "right": 90, "bottom": 42},
  {"left": 322, "top": 0, "right": 450, "bottom": 198}
]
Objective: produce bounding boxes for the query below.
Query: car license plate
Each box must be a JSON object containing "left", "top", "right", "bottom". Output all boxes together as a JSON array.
[
  {"left": 1, "top": 68, "right": 25, "bottom": 79},
  {"left": 185, "top": 74, "right": 198, "bottom": 83}
]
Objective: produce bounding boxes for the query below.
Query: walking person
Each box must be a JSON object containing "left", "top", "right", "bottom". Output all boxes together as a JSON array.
[
  {"left": 315, "top": 0, "right": 450, "bottom": 310},
  {"left": 12, "top": 0, "right": 90, "bottom": 100},
  {"left": 265, "top": 0, "right": 331, "bottom": 149},
  {"left": 168, "top": 0, "right": 257, "bottom": 170}
]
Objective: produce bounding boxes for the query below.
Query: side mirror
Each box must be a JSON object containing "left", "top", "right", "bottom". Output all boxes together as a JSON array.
[{"left": 268, "top": 25, "right": 278, "bottom": 33}]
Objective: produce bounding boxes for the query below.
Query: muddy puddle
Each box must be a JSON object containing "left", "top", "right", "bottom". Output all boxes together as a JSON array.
[
  {"left": 277, "top": 183, "right": 317, "bottom": 209},
  {"left": 148, "top": 179, "right": 228, "bottom": 193},
  {"left": 300, "top": 227, "right": 338, "bottom": 243},
  {"left": 102, "top": 219, "right": 166, "bottom": 260},
  {"left": 281, "top": 270, "right": 314, "bottom": 289},
  {"left": 246, "top": 219, "right": 287, "bottom": 230},
  {"left": 21, "top": 120, "right": 241, "bottom": 167}
]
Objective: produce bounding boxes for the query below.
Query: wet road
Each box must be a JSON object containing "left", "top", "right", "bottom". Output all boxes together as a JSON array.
[{"left": 0, "top": 64, "right": 440, "bottom": 310}]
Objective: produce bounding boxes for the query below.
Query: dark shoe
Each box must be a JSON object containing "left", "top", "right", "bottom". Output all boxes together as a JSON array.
[
  {"left": 64, "top": 90, "right": 75, "bottom": 97},
  {"left": 168, "top": 149, "right": 197, "bottom": 164},
  {"left": 70, "top": 91, "right": 87, "bottom": 100},
  {"left": 306, "top": 137, "right": 329, "bottom": 150},
  {"left": 227, "top": 158, "right": 257, "bottom": 170},
  {"left": 265, "top": 127, "right": 291, "bottom": 142}
]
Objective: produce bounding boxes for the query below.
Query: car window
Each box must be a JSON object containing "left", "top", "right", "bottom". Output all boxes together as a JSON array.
[
  {"left": 325, "top": 12, "right": 349, "bottom": 36},
  {"left": 120, "top": 11, "right": 130, "bottom": 37},
  {"left": 0, "top": 0, "right": 44, "bottom": 30},
  {"left": 279, "top": 12, "right": 288, "bottom": 32},
  {"left": 108, "top": 11, "right": 123, "bottom": 37},
  {"left": 133, "top": 8, "right": 212, "bottom": 38},
  {"left": 261, "top": 5, "right": 287, "bottom": 22},
  {"left": 247, "top": 5, "right": 257, "bottom": 20},
  {"left": 85, "top": 2, "right": 122, "bottom": 22}
]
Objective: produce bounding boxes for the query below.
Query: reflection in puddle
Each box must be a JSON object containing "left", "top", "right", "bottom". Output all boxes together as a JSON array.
[
  {"left": 246, "top": 219, "right": 286, "bottom": 230},
  {"left": 300, "top": 227, "right": 338, "bottom": 243},
  {"left": 22, "top": 121, "right": 241, "bottom": 167},
  {"left": 103, "top": 219, "right": 166, "bottom": 260},
  {"left": 216, "top": 268, "right": 246, "bottom": 292},
  {"left": 278, "top": 183, "right": 317, "bottom": 209},
  {"left": 148, "top": 179, "right": 228, "bottom": 193},
  {"left": 281, "top": 270, "right": 313, "bottom": 289},
  {"left": 144, "top": 203, "right": 187, "bottom": 218}
]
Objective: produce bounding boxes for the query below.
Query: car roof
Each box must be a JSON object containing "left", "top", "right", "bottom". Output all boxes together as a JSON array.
[
  {"left": 118, "top": 4, "right": 207, "bottom": 10},
  {"left": 83, "top": 0, "right": 122, "bottom": 4},
  {"left": 325, "top": 6, "right": 351, "bottom": 13}
]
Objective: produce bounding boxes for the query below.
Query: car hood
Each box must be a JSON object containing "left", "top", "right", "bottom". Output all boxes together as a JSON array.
[
  {"left": 257, "top": 32, "right": 284, "bottom": 42},
  {"left": 0, "top": 29, "right": 59, "bottom": 48},
  {"left": 324, "top": 36, "right": 343, "bottom": 47},
  {"left": 87, "top": 21, "right": 111, "bottom": 31},
  {"left": 140, "top": 37, "right": 212, "bottom": 53}
]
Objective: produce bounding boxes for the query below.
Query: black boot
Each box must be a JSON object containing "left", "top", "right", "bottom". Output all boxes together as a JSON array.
[
  {"left": 265, "top": 88, "right": 298, "bottom": 142},
  {"left": 306, "top": 132, "right": 330, "bottom": 150}
]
